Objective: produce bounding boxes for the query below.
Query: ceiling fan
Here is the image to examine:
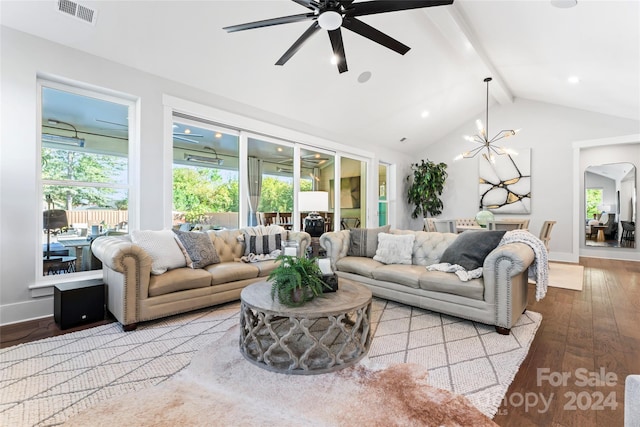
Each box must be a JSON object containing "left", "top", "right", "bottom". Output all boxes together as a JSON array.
[{"left": 223, "top": 0, "right": 454, "bottom": 73}]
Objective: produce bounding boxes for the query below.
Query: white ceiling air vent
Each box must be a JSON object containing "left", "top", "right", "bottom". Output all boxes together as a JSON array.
[{"left": 55, "top": 0, "right": 98, "bottom": 25}]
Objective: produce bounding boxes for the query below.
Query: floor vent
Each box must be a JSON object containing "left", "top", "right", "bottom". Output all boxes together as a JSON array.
[{"left": 56, "top": 0, "right": 98, "bottom": 25}]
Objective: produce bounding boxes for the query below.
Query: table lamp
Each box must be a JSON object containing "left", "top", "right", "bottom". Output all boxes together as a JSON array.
[
  {"left": 43, "top": 197, "right": 68, "bottom": 260},
  {"left": 299, "top": 191, "right": 329, "bottom": 237}
]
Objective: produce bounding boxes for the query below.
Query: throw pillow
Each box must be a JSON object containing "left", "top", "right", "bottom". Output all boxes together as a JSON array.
[
  {"left": 131, "top": 230, "right": 186, "bottom": 275},
  {"left": 373, "top": 233, "right": 415, "bottom": 265},
  {"left": 439, "top": 230, "right": 506, "bottom": 271},
  {"left": 348, "top": 225, "right": 391, "bottom": 258},
  {"left": 243, "top": 232, "right": 284, "bottom": 256},
  {"left": 173, "top": 230, "right": 220, "bottom": 269}
]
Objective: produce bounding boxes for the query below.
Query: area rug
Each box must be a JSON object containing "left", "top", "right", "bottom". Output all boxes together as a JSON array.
[
  {"left": 530, "top": 261, "right": 584, "bottom": 291},
  {"left": 0, "top": 299, "right": 541, "bottom": 426},
  {"left": 65, "top": 325, "right": 499, "bottom": 427}
]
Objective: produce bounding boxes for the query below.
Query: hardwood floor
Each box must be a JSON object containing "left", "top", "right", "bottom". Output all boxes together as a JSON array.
[
  {"left": 1, "top": 257, "right": 638, "bottom": 426},
  {"left": 494, "top": 257, "right": 640, "bottom": 427}
]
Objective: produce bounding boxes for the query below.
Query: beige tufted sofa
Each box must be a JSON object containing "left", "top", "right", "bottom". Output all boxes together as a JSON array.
[
  {"left": 92, "top": 226, "right": 310, "bottom": 330},
  {"left": 320, "top": 229, "right": 535, "bottom": 334}
]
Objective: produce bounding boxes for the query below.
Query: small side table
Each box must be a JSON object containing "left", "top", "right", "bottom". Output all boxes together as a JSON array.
[{"left": 54, "top": 279, "right": 105, "bottom": 329}]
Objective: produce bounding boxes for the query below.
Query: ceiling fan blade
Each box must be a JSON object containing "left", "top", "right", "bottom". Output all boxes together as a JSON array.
[
  {"left": 276, "top": 21, "right": 321, "bottom": 66},
  {"left": 347, "top": 0, "right": 453, "bottom": 17},
  {"left": 96, "top": 118, "right": 127, "bottom": 127},
  {"left": 223, "top": 13, "right": 315, "bottom": 33},
  {"left": 328, "top": 28, "right": 348, "bottom": 73},
  {"left": 173, "top": 133, "right": 203, "bottom": 137},
  {"left": 291, "top": 0, "right": 320, "bottom": 11},
  {"left": 173, "top": 135, "right": 201, "bottom": 144},
  {"left": 342, "top": 17, "right": 410, "bottom": 55}
]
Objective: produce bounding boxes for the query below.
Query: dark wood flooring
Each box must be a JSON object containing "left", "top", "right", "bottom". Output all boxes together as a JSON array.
[{"left": 1, "top": 257, "right": 638, "bottom": 426}]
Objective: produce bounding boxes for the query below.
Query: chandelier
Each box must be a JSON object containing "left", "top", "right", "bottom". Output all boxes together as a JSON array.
[{"left": 456, "top": 77, "right": 519, "bottom": 162}]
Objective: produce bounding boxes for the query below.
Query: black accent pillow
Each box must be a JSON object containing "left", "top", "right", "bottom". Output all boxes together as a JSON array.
[{"left": 439, "top": 230, "right": 506, "bottom": 270}]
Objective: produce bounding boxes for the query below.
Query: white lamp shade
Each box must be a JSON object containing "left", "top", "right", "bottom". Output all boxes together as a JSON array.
[{"left": 299, "top": 191, "right": 329, "bottom": 213}]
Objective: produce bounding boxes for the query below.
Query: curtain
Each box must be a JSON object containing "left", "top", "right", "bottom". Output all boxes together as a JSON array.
[{"left": 247, "top": 157, "right": 262, "bottom": 225}]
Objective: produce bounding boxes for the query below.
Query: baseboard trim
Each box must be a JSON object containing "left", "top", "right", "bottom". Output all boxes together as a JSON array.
[{"left": 0, "top": 298, "right": 53, "bottom": 327}]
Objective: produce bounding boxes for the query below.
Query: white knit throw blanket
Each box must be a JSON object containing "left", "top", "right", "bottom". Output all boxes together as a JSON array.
[
  {"left": 427, "top": 230, "right": 549, "bottom": 301},
  {"left": 499, "top": 230, "right": 549, "bottom": 301}
]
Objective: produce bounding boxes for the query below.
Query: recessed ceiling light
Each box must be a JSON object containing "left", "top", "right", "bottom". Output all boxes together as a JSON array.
[
  {"left": 551, "top": 0, "right": 577, "bottom": 8},
  {"left": 568, "top": 76, "right": 580, "bottom": 84},
  {"left": 184, "top": 128, "right": 191, "bottom": 134},
  {"left": 277, "top": 147, "right": 283, "bottom": 152},
  {"left": 421, "top": 110, "right": 430, "bottom": 118},
  {"left": 215, "top": 132, "right": 222, "bottom": 138},
  {"left": 357, "top": 71, "right": 372, "bottom": 83}
]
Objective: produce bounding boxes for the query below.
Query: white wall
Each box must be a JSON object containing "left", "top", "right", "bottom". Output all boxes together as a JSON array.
[
  {"left": 415, "top": 98, "right": 640, "bottom": 262},
  {"left": 0, "top": 27, "right": 415, "bottom": 325}
]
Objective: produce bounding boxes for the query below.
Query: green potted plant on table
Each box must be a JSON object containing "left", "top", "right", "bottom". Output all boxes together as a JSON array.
[
  {"left": 268, "top": 255, "right": 329, "bottom": 307},
  {"left": 406, "top": 159, "right": 448, "bottom": 220}
]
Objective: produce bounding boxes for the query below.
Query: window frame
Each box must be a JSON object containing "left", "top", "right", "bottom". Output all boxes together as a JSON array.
[{"left": 36, "top": 78, "right": 138, "bottom": 283}]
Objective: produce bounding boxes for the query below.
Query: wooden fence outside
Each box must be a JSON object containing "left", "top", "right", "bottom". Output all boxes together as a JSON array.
[{"left": 64, "top": 210, "right": 128, "bottom": 228}]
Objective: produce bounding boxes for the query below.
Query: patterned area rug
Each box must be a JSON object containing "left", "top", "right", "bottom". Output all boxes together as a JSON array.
[{"left": 0, "top": 299, "right": 541, "bottom": 426}]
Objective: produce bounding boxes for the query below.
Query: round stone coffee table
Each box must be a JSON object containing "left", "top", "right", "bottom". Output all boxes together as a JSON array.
[{"left": 239, "top": 279, "right": 372, "bottom": 375}]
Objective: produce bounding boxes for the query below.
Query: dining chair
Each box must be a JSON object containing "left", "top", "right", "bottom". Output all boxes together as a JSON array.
[
  {"left": 487, "top": 220, "right": 525, "bottom": 231},
  {"left": 432, "top": 219, "right": 457, "bottom": 233},
  {"left": 423, "top": 218, "right": 436, "bottom": 232},
  {"left": 539, "top": 220, "right": 556, "bottom": 252},
  {"left": 255, "top": 212, "right": 266, "bottom": 226}
]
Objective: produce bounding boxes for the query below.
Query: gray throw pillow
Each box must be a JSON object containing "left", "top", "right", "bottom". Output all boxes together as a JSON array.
[
  {"left": 348, "top": 225, "right": 391, "bottom": 258},
  {"left": 439, "top": 230, "right": 506, "bottom": 271},
  {"left": 243, "top": 232, "right": 284, "bottom": 256},
  {"left": 173, "top": 230, "right": 220, "bottom": 269}
]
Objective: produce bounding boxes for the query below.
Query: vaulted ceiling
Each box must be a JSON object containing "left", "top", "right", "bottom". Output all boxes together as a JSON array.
[{"left": 2, "top": 1, "right": 639, "bottom": 155}]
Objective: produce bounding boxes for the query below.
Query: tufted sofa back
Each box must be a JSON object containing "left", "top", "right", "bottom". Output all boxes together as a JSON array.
[
  {"left": 207, "top": 225, "right": 292, "bottom": 262},
  {"left": 389, "top": 230, "right": 458, "bottom": 266}
]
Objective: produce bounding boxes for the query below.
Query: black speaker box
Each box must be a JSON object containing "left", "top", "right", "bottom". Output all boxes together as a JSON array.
[{"left": 54, "top": 279, "right": 105, "bottom": 330}]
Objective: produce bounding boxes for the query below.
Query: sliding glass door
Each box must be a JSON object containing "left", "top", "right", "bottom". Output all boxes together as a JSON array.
[{"left": 172, "top": 115, "right": 239, "bottom": 230}]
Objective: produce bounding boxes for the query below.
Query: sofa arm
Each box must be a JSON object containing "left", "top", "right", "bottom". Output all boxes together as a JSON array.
[
  {"left": 91, "top": 236, "right": 153, "bottom": 328},
  {"left": 287, "top": 231, "right": 311, "bottom": 256},
  {"left": 482, "top": 242, "right": 535, "bottom": 329},
  {"left": 319, "top": 230, "right": 351, "bottom": 272}
]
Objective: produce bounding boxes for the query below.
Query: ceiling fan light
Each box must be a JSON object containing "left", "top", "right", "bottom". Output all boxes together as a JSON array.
[{"left": 318, "top": 11, "right": 342, "bottom": 30}]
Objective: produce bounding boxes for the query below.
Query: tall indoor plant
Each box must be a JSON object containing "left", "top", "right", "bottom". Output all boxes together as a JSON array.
[{"left": 406, "top": 159, "right": 448, "bottom": 219}]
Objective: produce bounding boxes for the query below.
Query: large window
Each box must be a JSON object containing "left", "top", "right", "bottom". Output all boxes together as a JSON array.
[
  {"left": 40, "top": 82, "right": 133, "bottom": 277},
  {"left": 172, "top": 115, "right": 239, "bottom": 229}
]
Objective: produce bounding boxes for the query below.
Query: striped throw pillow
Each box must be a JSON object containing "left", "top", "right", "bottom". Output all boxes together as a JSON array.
[{"left": 243, "top": 232, "right": 284, "bottom": 256}]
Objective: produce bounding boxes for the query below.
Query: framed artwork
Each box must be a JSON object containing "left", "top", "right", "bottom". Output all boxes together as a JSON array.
[
  {"left": 479, "top": 148, "right": 531, "bottom": 214},
  {"left": 329, "top": 177, "right": 361, "bottom": 209}
]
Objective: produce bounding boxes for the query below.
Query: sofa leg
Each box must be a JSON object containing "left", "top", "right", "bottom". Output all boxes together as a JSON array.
[
  {"left": 123, "top": 323, "right": 138, "bottom": 332},
  {"left": 495, "top": 326, "right": 511, "bottom": 335}
]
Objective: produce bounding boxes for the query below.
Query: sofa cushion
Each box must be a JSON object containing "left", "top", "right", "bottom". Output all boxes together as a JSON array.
[
  {"left": 173, "top": 230, "right": 220, "bottom": 269},
  {"left": 204, "top": 261, "right": 259, "bottom": 285},
  {"left": 336, "top": 256, "right": 383, "bottom": 278},
  {"left": 148, "top": 267, "right": 212, "bottom": 297},
  {"left": 131, "top": 230, "right": 186, "bottom": 275},
  {"left": 419, "top": 271, "right": 485, "bottom": 301},
  {"left": 347, "top": 225, "right": 391, "bottom": 258},
  {"left": 439, "top": 230, "right": 506, "bottom": 271},
  {"left": 253, "top": 259, "right": 280, "bottom": 277},
  {"left": 373, "top": 233, "right": 415, "bottom": 265},
  {"left": 371, "top": 265, "right": 426, "bottom": 289}
]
